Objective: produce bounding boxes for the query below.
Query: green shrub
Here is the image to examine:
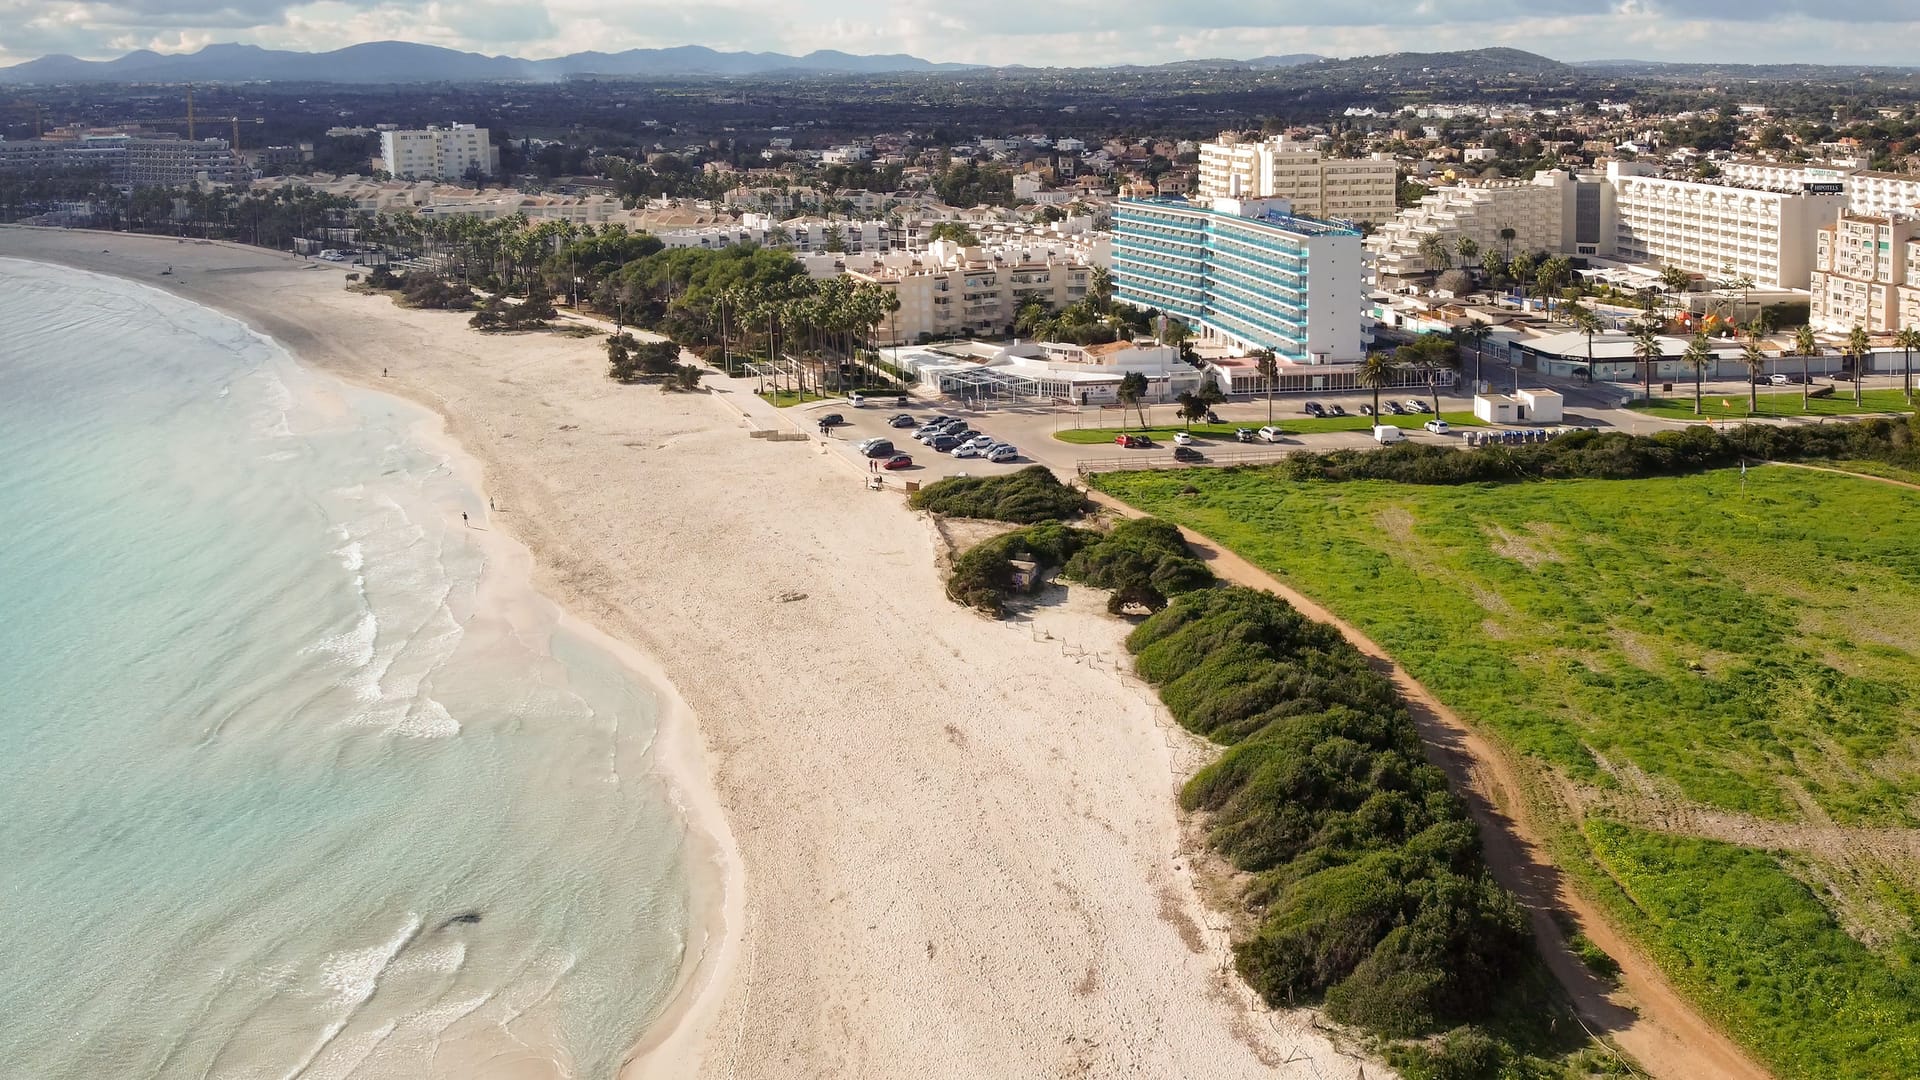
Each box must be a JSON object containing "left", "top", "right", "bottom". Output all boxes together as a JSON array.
[
  {"left": 1062, "top": 516, "right": 1215, "bottom": 613},
  {"left": 1128, "top": 587, "right": 1533, "bottom": 1039},
  {"left": 909, "top": 465, "right": 1089, "bottom": 523},
  {"left": 944, "top": 522, "right": 1097, "bottom": 615}
]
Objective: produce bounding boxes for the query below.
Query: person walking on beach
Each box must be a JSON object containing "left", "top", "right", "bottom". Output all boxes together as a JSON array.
[{"left": 461, "top": 511, "right": 469, "bottom": 526}]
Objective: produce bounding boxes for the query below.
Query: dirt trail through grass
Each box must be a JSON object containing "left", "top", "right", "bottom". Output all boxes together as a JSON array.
[{"left": 1086, "top": 487, "right": 1772, "bottom": 1080}]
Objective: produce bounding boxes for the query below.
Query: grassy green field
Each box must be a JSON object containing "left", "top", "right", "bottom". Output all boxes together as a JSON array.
[
  {"left": 757, "top": 389, "right": 829, "bottom": 407},
  {"left": 1052, "top": 411, "right": 1483, "bottom": 444},
  {"left": 1092, "top": 463, "right": 1920, "bottom": 1078},
  {"left": 1629, "top": 388, "right": 1914, "bottom": 422}
]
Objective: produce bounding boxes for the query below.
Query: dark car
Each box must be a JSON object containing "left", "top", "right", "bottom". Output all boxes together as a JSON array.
[
  {"left": 1329, "top": 404, "right": 1347, "bottom": 416},
  {"left": 1384, "top": 401, "right": 1406, "bottom": 415},
  {"left": 1303, "top": 401, "right": 1326, "bottom": 417},
  {"left": 1173, "top": 445, "right": 1204, "bottom": 463},
  {"left": 862, "top": 439, "right": 895, "bottom": 458},
  {"left": 1204, "top": 409, "right": 1223, "bottom": 424},
  {"left": 1115, "top": 433, "right": 1154, "bottom": 448},
  {"left": 1834, "top": 371, "right": 1856, "bottom": 381},
  {"left": 930, "top": 435, "right": 963, "bottom": 451},
  {"left": 1235, "top": 427, "right": 1256, "bottom": 443},
  {"left": 819, "top": 412, "right": 846, "bottom": 427},
  {"left": 1358, "top": 404, "right": 1374, "bottom": 416}
]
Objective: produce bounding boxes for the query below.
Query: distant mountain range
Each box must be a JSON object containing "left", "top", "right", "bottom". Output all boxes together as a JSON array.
[
  {"left": 4, "top": 41, "right": 1909, "bottom": 86},
  {"left": 0, "top": 41, "right": 986, "bottom": 84}
]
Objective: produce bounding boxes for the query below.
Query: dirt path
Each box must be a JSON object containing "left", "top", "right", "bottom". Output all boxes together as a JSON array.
[
  {"left": 1767, "top": 459, "right": 1920, "bottom": 492},
  {"left": 1085, "top": 488, "right": 1772, "bottom": 1080}
]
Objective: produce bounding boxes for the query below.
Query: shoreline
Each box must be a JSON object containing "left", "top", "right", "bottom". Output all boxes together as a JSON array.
[
  {"left": 1, "top": 225, "right": 1379, "bottom": 1079},
  {"left": 0, "top": 239, "right": 741, "bottom": 1078}
]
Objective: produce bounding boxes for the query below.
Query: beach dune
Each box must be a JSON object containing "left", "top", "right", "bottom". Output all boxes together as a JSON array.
[{"left": 0, "top": 228, "right": 1377, "bottom": 1079}]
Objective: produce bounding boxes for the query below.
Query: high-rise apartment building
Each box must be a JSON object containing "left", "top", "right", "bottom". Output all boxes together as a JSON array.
[
  {"left": 1367, "top": 171, "right": 1601, "bottom": 277},
  {"left": 0, "top": 133, "right": 246, "bottom": 187},
  {"left": 1811, "top": 212, "right": 1920, "bottom": 332},
  {"left": 1195, "top": 134, "right": 1398, "bottom": 224},
  {"left": 1111, "top": 196, "right": 1364, "bottom": 362},
  {"left": 378, "top": 125, "right": 499, "bottom": 183}
]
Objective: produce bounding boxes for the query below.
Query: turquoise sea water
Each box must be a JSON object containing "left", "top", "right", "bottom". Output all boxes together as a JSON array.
[{"left": 0, "top": 259, "right": 693, "bottom": 1078}]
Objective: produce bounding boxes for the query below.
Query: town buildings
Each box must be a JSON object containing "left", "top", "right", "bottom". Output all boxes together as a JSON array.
[
  {"left": 1195, "top": 134, "right": 1399, "bottom": 224},
  {"left": 1369, "top": 171, "right": 1591, "bottom": 276},
  {"left": 0, "top": 132, "right": 248, "bottom": 187},
  {"left": 1607, "top": 162, "right": 1845, "bottom": 290},
  {"left": 1111, "top": 196, "right": 1365, "bottom": 362},
  {"left": 844, "top": 237, "right": 1101, "bottom": 343},
  {"left": 377, "top": 125, "right": 498, "bottom": 182}
]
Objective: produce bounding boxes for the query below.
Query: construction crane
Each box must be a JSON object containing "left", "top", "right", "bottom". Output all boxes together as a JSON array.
[{"left": 137, "top": 114, "right": 267, "bottom": 151}]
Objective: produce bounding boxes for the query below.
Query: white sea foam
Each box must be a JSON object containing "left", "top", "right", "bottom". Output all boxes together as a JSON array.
[
  {"left": 334, "top": 541, "right": 364, "bottom": 573},
  {"left": 318, "top": 915, "right": 423, "bottom": 1009}
]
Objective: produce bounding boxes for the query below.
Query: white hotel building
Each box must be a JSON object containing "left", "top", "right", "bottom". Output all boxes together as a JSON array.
[
  {"left": 378, "top": 125, "right": 499, "bottom": 183},
  {"left": 1607, "top": 162, "right": 1845, "bottom": 289},
  {"left": 1196, "top": 134, "right": 1399, "bottom": 224}
]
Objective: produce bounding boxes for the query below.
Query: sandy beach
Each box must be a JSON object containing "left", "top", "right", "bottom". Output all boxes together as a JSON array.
[{"left": 0, "top": 227, "right": 1379, "bottom": 1079}]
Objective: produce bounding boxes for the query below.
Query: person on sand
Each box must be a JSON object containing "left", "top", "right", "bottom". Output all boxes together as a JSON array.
[{"left": 461, "top": 511, "right": 469, "bottom": 526}]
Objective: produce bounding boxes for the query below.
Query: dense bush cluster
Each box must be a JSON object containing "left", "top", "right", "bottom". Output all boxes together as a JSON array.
[
  {"left": 908, "top": 466, "right": 1089, "bottom": 523},
  {"left": 469, "top": 291, "right": 557, "bottom": 331},
  {"left": 392, "top": 273, "right": 475, "bottom": 311},
  {"left": 1062, "top": 517, "right": 1214, "bottom": 614},
  {"left": 1127, "top": 588, "right": 1532, "bottom": 1037},
  {"left": 942, "top": 516, "right": 1214, "bottom": 616},
  {"left": 945, "top": 522, "right": 1092, "bottom": 615},
  {"left": 1273, "top": 417, "right": 1920, "bottom": 485},
  {"left": 607, "top": 334, "right": 690, "bottom": 384}
]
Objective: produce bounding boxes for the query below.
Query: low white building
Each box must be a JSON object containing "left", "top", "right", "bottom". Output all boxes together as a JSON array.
[
  {"left": 885, "top": 340, "right": 1205, "bottom": 404},
  {"left": 1474, "top": 389, "right": 1563, "bottom": 424}
]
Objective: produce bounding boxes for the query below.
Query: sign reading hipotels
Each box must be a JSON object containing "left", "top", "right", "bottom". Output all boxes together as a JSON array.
[{"left": 1804, "top": 182, "right": 1845, "bottom": 195}]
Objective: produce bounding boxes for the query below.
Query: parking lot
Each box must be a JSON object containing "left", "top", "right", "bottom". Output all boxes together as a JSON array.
[{"left": 797, "top": 399, "right": 1039, "bottom": 482}]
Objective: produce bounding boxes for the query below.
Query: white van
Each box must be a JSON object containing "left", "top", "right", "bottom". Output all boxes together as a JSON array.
[
  {"left": 1257, "top": 425, "right": 1285, "bottom": 443},
  {"left": 1371, "top": 425, "right": 1405, "bottom": 444}
]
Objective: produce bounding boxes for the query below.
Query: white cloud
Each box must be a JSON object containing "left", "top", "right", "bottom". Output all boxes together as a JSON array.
[{"left": 1, "top": 1, "right": 1918, "bottom": 66}]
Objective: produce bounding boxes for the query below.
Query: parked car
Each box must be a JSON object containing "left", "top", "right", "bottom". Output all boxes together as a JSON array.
[
  {"left": 1424, "top": 419, "right": 1452, "bottom": 434},
  {"left": 1116, "top": 434, "right": 1153, "bottom": 448},
  {"left": 930, "top": 435, "right": 963, "bottom": 452},
  {"left": 849, "top": 391, "right": 867, "bottom": 407},
  {"left": 1769, "top": 373, "right": 1791, "bottom": 385},
  {"left": 1384, "top": 401, "right": 1406, "bottom": 415},
  {"left": 962, "top": 435, "right": 996, "bottom": 451},
  {"left": 1303, "top": 401, "right": 1326, "bottom": 417},
  {"left": 861, "top": 439, "right": 895, "bottom": 458},
  {"left": 1173, "top": 445, "right": 1204, "bottom": 463},
  {"left": 1257, "top": 425, "right": 1284, "bottom": 443},
  {"left": 1235, "top": 427, "right": 1257, "bottom": 443},
  {"left": 888, "top": 413, "right": 918, "bottom": 428},
  {"left": 952, "top": 443, "right": 986, "bottom": 458},
  {"left": 1371, "top": 425, "right": 1404, "bottom": 444},
  {"left": 855, "top": 437, "right": 885, "bottom": 452},
  {"left": 1406, "top": 400, "right": 1431, "bottom": 413},
  {"left": 912, "top": 427, "right": 942, "bottom": 442},
  {"left": 882, "top": 453, "right": 913, "bottom": 470},
  {"left": 1358, "top": 404, "right": 1374, "bottom": 416},
  {"left": 1173, "top": 430, "right": 1194, "bottom": 445},
  {"left": 1205, "top": 409, "right": 1223, "bottom": 424},
  {"left": 1834, "top": 371, "right": 1856, "bottom": 381},
  {"left": 986, "top": 445, "right": 1019, "bottom": 463},
  {"left": 819, "top": 412, "right": 846, "bottom": 427},
  {"left": 1329, "top": 404, "right": 1348, "bottom": 416}
]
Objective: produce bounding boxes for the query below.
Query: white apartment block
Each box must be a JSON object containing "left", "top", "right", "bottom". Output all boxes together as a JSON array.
[
  {"left": 1196, "top": 134, "right": 1399, "bottom": 224},
  {"left": 378, "top": 125, "right": 498, "bottom": 182},
  {"left": 1609, "top": 162, "right": 1845, "bottom": 289},
  {"left": 1368, "top": 171, "right": 1589, "bottom": 277},
  {"left": 1811, "top": 212, "right": 1920, "bottom": 332},
  {"left": 845, "top": 239, "right": 1098, "bottom": 344},
  {"left": 1843, "top": 172, "right": 1920, "bottom": 218}
]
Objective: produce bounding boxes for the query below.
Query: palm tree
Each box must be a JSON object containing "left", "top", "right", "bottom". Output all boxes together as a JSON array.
[
  {"left": 1498, "top": 226, "right": 1516, "bottom": 263},
  {"left": 1480, "top": 249, "right": 1507, "bottom": 287},
  {"left": 1793, "top": 324, "right": 1818, "bottom": 409},
  {"left": 1846, "top": 325, "right": 1870, "bottom": 407},
  {"left": 1567, "top": 304, "right": 1601, "bottom": 384},
  {"left": 1418, "top": 233, "right": 1452, "bottom": 273},
  {"left": 1455, "top": 235, "right": 1480, "bottom": 265},
  {"left": 1088, "top": 266, "right": 1114, "bottom": 314},
  {"left": 1456, "top": 323, "right": 1491, "bottom": 391},
  {"left": 1509, "top": 253, "right": 1536, "bottom": 308},
  {"left": 1358, "top": 351, "right": 1397, "bottom": 419},
  {"left": 1254, "top": 348, "right": 1279, "bottom": 425},
  {"left": 1537, "top": 255, "right": 1572, "bottom": 318},
  {"left": 1895, "top": 327, "right": 1920, "bottom": 402},
  {"left": 1741, "top": 341, "right": 1767, "bottom": 414},
  {"left": 1630, "top": 319, "right": 1663, "bottom": 404},
  {"left": 1683, "top": 332, "right": 1713, "bottom": 415}
]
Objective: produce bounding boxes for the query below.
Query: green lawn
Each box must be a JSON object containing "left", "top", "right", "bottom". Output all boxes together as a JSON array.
[
  {"left": 1629, "top": 388, "right": 1915, "bottom": 422},
  {"left": 1053, "top": 411, "right": 1483, "bottom": 444},
  {"left": 758, "top": 389, "right": 829, "bottom": 407},
  {"left": 1090, "top": 463, "right": 1920, "bottom": 1078}
]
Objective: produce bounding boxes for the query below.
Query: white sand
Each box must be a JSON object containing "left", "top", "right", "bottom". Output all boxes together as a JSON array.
[{"left": 0, "top": 227, "right": 1382, "bottom": 1080}]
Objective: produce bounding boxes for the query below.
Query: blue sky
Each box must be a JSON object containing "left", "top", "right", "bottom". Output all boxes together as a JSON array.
[{"left": 2, "top": 0, "right": 1917, "bottom": 67}]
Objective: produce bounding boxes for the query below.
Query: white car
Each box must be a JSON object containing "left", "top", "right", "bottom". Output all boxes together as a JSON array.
[
  {"left": 849, "top": 391, "right": 867, "bottom": 407},
  {"left": 962, "top": 435, "right": 996, "bottom": 451},
  {"left": 987, "top": 445, "right": 1019, "bottom": 463},
  {"left": 1424, "top": 419, "right": 1451, "bottom": 434},
  {"left": 1173, "top": 431, "right": 1194, "bottom": 446},
  {"left": 1257, "top": 425, "right": 1285, "bottom": 443},
  {"left": 952, "top": 444, "right": 985, "bottom": 458}
]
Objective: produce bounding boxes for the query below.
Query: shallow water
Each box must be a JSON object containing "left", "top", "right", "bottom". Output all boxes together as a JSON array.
[{"left": 0, "top": 259, "right": 693, "bottom": 1078}]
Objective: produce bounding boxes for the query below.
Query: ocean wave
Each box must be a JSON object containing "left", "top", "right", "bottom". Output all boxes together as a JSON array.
[{"left": 318, "top": 915, "right": 423, "bottom": 1010}]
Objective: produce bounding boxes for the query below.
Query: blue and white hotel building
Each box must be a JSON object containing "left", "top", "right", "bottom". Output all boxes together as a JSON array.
[{"left": 1111, "top": 196, "right": 1365, "bottom": 363}]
